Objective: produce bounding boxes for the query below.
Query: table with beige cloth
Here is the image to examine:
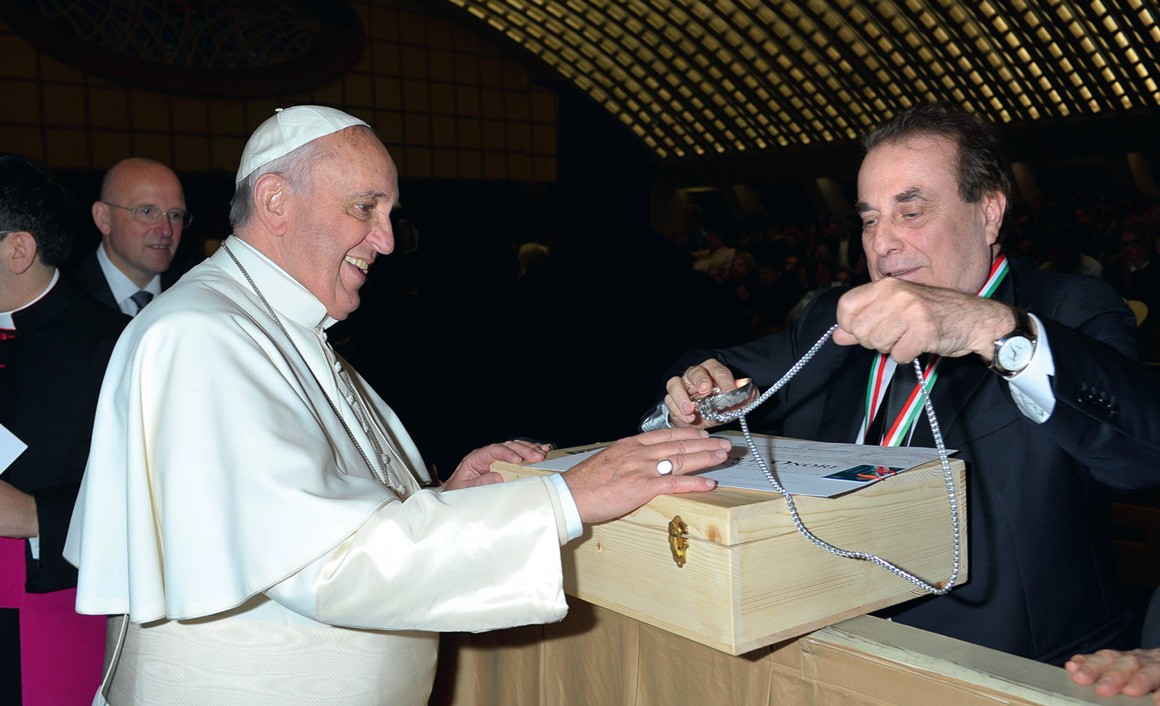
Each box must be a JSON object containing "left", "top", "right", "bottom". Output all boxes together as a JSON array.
[{"left": 433, "top": 599, "right": 1141, "bottom": 705}]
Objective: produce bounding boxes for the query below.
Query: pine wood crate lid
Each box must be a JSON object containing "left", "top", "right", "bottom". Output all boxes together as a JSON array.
[{"left": 492, "top": 436, "right": 968, "bottom": 654}]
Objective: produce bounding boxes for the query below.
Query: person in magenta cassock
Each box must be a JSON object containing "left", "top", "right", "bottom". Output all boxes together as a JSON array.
[{"left": 0, "top": 153, "right": 128, "bottom": 705}]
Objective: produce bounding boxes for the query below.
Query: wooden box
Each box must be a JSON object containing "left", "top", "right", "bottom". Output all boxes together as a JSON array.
[{"left": 494, "top": 438, "right": 967, "bottom": 655}]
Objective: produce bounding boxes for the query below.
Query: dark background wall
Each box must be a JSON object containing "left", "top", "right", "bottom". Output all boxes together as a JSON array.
[{"left": 2, "top": 1, "right": 1157, "bottom": 474}]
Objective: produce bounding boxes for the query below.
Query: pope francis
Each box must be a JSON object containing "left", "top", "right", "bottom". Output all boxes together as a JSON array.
[{"left": 64, "top": 105, "right": 728, "bottom": 705}]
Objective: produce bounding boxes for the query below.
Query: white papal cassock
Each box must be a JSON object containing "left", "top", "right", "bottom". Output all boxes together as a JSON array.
[{"left": 64, "top": 236, "right": 572, "bottom": 705}]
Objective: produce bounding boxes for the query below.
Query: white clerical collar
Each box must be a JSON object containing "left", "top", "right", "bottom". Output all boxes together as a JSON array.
[
  {"left": 97, "top": 243, "right": 162, "bottom": 310},
  {"left": 0, "top": 269, "right": 59, "bottom": 329},
  {"left": 214, "top": 235, "right": 337, "bottom": 331}
]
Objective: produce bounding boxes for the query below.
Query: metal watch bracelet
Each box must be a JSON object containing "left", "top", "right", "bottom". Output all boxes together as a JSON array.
[{"left": 639, "top": 401, "right": 674, "bottom": 432}]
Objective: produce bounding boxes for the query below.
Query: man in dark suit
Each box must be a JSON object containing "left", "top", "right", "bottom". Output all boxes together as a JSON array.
[
  {"left": 649, "top": 103, "right": 1160, "bottom": 665},
  {"left": 71, "top": 157, "right": 188, "bottom": 316},
  {"left": 0, "top": 153, "right": 128, "bottom": 703}
]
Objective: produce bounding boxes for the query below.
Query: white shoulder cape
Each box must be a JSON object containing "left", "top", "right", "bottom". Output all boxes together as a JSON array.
[{"left": 65, "top": 237, "right": 566, "bottom": 629}]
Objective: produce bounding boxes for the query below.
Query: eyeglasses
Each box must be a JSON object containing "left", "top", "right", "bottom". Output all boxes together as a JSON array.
[{"left": 104, "top": 202, "right": 193, "bottom": 229}]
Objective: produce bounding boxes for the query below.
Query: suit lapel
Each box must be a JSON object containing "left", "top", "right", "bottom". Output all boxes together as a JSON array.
[
  {"left": 72, "top": 253, "right": 119, "bottom": 311},
  {"left": 817, "top": 347, "right": 874, "bottom": 443},
  {"left": 909, "top": 356, "right": 990, "bottom": 447}
]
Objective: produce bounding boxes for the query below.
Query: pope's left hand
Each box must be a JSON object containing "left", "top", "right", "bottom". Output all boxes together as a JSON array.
[
  {"left": 443, "top": 439, "right": 552, "bottom": 491},
  {"left": 832, "top": 277, "right": 1016, "bottom": 363}
]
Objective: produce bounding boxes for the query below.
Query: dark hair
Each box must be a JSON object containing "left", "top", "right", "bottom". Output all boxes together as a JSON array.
[
  {"left": 862, "top": 102, "right": 1014, "bottom": 204},
  {"left": 0, "top": 153, "right": 74, "bottom": 267}
]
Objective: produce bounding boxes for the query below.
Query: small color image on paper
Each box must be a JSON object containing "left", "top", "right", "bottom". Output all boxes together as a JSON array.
[{"left": 826, "top": 464, "right": 903, "bottom": 482}]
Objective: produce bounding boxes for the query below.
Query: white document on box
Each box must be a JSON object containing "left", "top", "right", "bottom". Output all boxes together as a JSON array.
[
  {"left": 0, "top": 422, "right": 28, "bottom": 477},
  {"left": 530, "top": 434, "right": 956, "bottom": 498}
]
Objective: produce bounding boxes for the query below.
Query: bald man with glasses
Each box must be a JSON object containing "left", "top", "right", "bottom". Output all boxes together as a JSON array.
[{"left": 71, "top": 158, "right": 190, "bottom": 316}]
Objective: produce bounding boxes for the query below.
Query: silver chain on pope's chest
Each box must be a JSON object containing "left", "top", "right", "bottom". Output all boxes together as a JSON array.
[{"left": 222, "top": 243, "right": 398, "bottom": 492}]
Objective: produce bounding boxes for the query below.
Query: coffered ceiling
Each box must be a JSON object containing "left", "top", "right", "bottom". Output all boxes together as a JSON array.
[{"left": 445, "top": 0, "right": 1160, "bottom": 163}]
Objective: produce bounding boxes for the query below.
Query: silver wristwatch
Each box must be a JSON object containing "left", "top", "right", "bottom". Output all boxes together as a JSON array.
[
  {"left": 639, "top": 401, "right": 674, "bottom": 432},
  {"left": 989, "top": 307, "right": 1037, "bottom": 378}
]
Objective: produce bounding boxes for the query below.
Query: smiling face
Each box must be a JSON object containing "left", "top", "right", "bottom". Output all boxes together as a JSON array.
[
  {"left": 281, "top": 127, "right": 397, "bottom": 320},
  {"left": 93, "top": 159, "right": 185, "bottom": 287},
  {"left": 856, "top": 133, "right": 1005, "bottom": 295}
]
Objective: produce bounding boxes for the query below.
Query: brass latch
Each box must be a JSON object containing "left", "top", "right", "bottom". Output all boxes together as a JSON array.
[{"left": 668, "top": 515, "right": 689, "bottom": 567}]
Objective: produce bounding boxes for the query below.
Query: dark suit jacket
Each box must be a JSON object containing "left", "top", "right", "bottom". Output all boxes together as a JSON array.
[
  {"left": 69, "top": 247, "right": 177, "bottom": 314},
  {"left": 0, "top": 277, "right": 127, "bottom": 592},
  {"left": 666, "top": 269, "right": 1160, "bottom": 664}
]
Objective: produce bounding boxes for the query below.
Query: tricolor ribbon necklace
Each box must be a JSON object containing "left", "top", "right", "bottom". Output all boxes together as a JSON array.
[{"left": 861, "top": 254, "right": 1011, "bottom": 446}]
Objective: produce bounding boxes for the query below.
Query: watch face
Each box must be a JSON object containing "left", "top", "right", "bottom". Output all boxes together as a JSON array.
[{"left": 998, "top": 336, "right": 1034, "bottom": 371}]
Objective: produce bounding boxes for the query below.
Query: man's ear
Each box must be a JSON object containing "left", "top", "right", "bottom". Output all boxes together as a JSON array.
[
  {"left": 91, "top": 200, "right": 111, "bottom": 236},
  {"left": 252, "top": 174, "right": 290, "bottom": 236},
  {"left": 1, "top": 231, "right": 38, "bottom": 275},
  {"left": 982, "top": 190, "right": 1008, "bottom": 246}
]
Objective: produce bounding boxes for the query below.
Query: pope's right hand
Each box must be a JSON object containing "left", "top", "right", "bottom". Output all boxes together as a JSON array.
[{"left": 564, "top": 428, "right": 728, "bottom": 524}]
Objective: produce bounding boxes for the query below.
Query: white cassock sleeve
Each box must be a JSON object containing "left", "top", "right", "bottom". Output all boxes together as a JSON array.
[{"left": 268, "top": 478, "right": 571, "bottom": 632}]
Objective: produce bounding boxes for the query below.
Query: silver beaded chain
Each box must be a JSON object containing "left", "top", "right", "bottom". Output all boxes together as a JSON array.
[
  {"left": 713, "top": 324, "right": 961, "bottom": 596},
  {"left": 222, "top": 244, "right": 399, "bottom": 493}
]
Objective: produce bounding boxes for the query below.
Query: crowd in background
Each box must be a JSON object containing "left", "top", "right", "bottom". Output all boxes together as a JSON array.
[
  {"left": 668, "top": 189, "right": 1160, "bottom": 358},
  {"left": 321, "top": 183, "right": 1160, "bottom": 476}
]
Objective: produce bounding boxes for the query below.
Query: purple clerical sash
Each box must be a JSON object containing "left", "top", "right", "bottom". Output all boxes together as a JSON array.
[{"left": 0, "top": 536, "right": 105, "bottom": 706}]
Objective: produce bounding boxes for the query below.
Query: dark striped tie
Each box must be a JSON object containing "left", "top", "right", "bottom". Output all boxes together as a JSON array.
[{"left": 129, "top": 290, "right": 153, "bottom": 315}]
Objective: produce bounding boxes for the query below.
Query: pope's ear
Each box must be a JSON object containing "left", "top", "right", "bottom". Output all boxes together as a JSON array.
[{"left": 252, "top": 174, "right": 290, "bottom": 235}]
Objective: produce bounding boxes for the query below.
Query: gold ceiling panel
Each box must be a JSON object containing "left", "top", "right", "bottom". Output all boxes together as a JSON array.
[{"left": 447, "top": 0, "right": 1160, "bottom": 160}]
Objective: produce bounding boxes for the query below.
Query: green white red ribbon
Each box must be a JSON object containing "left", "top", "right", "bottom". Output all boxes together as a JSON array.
[{"left": 861, "top": 254, "right": 1011, "bottom": 446}]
